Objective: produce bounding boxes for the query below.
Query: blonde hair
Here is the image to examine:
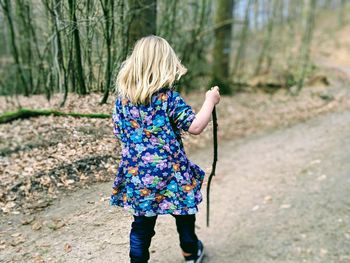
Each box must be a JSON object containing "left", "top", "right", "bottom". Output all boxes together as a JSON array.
[{"left": 115, "top": 35, "right": 187, "bottom": 104}]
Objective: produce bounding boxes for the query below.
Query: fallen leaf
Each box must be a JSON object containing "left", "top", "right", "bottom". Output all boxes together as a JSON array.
[
  {"left": 310, "top": 159, "right": 321, "bottom": 165},
  {"left": 21, "top": 216, "right": 36, "bottom": 225},
  {"left": 47, "top": 219, "right": 66, "bottom": 230},
  {"left": 32, "top": 221, "right": 42, "bottom": 231},
  {"left": 264, "top": 195, "right": 272, "bottom": 203},
  {"left": 320, "top": 248, "right": 328, "bottom": 257},
  {"left": 34, "top": 255, "right": 45, "bottom": 263},
  {"left": 280, "top": 204, "right": 291, "bottom": 209},
  {"left": 10, "top": 236, "right": 26, "bottom": 246},
  {"left": 64, "top": 243, "right": 72, "bottom": 253},
  {"left": 252, "top": 205, "right": 260, "bottom": 211},
  {"left": 317, "top": 174, "right": 327, "bottom": 181}
]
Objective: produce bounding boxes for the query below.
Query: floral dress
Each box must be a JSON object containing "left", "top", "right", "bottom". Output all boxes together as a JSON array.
[{"left": 109, "top": 87, "right": 206, "bottom": 217}]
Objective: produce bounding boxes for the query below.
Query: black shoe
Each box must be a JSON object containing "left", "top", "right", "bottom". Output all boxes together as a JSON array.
[{"left": 184, "top": 240, "right": 204, "bottom": 263}]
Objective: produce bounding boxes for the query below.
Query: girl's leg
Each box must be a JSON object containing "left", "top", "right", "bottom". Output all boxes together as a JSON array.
[
  {"left": 172, "top": 214, "right": 199, "bottom": 256},
  {"left": 129, "top": 215, "right": 158, "bottom": 263}
]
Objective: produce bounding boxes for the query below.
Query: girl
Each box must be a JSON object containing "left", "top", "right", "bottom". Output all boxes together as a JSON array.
[{"left": 109, "top": 35, "right": 220, "bottom": 263}]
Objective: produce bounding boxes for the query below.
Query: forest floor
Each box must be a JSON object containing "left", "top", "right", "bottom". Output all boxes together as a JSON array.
[
  {"left": 1, "top": 67, "right": 350, "bottom": 218},
  {"left": 0, "top": 58, "right": 350, "bottom": 263},
  {"left": 1, "top": 21, "right": 350, "bottom": 263},
  {"left": 1, "top": 67, "right": 350, "bottom": 263},
  {"left": 1, "top": 98, "right": 350, "bottom": 263}
]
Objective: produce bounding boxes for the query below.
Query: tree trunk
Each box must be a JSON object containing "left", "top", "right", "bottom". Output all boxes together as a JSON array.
[
  {"left": 337, "top": 0, "right": 346, "bottom": 27},
  {"left": 295, "top": 0, "right": 317, "bottom": 93},
  {"left": 1, "top": 0, "right": 29, "bottom": 96},
  {"left": 68, "top": 0, "right": 87, "bottom": 95},
  {"left": 254, "top": 0, "right": 278, "bottom": 75},
  {"left": 157, "top": 0, "right": 177, "bottom": 43},
  {"left": 54, "top": 0, "right": 68, "bottom": 106},
  {"left": 85, "top": 0, "right": 95, "bottom": 91},
  {"left": 231, "top": 0, "right": 253, "bottom": 78},
  {"left": 127, "top": 0, "right": 157, "bottom": 48},
  {"left": 16, "top": 0, "right": 34, "bottom": 93},
  {"left": 100, "top": 0, "right": 115, "bottom": 104},
  {"left": 212, "top": 0, "right": 234, "bottom": 94}
]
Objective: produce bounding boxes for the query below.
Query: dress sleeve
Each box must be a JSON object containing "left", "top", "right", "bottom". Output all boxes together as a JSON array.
[{"left": 167, "top": 90, "right": 196, "bottom": 132}]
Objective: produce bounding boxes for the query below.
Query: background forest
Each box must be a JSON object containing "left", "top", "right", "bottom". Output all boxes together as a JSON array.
[
  {"left": 0, "top": 0, "right": 348, "bottom": 106},
  {"left": 1, "top": 1, "right": 350, "bottom": 262}
]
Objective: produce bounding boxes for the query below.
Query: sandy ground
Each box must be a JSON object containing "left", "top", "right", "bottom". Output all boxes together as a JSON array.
[{"left": 1, "top": 108, "right": 350, "bottom": 263}]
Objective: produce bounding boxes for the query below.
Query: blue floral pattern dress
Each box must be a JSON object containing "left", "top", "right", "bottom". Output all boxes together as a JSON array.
[{"left": 109, "top": 87, "right": 206, "bottom": 216}]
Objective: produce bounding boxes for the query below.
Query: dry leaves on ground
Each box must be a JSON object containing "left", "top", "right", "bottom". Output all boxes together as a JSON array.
[{"left": 0, "top": 71, "right": 350, "bottom": 215}]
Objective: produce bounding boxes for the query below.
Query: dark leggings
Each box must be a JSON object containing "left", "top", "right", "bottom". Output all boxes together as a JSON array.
[{"left": 129, "top": 214, "right": 198, "bottom": 263}]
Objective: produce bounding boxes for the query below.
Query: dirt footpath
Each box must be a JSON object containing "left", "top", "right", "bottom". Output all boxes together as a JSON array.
[{"left": 1, "top": 110, "right": 350, "bottom": 263}]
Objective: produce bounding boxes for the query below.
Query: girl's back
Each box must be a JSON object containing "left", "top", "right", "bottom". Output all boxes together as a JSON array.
[{"left": 111, "top": 87, "right": 205, "bottom": 217}]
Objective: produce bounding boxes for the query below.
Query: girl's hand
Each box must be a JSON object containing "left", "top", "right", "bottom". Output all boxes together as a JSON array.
[{"left": 206, "top": 86, "right": 221, "bottom": 106}]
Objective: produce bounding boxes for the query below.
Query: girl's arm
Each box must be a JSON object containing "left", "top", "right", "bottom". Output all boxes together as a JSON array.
[{"left": 188, "top": 86, "right": 220, "bottom": 135}]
